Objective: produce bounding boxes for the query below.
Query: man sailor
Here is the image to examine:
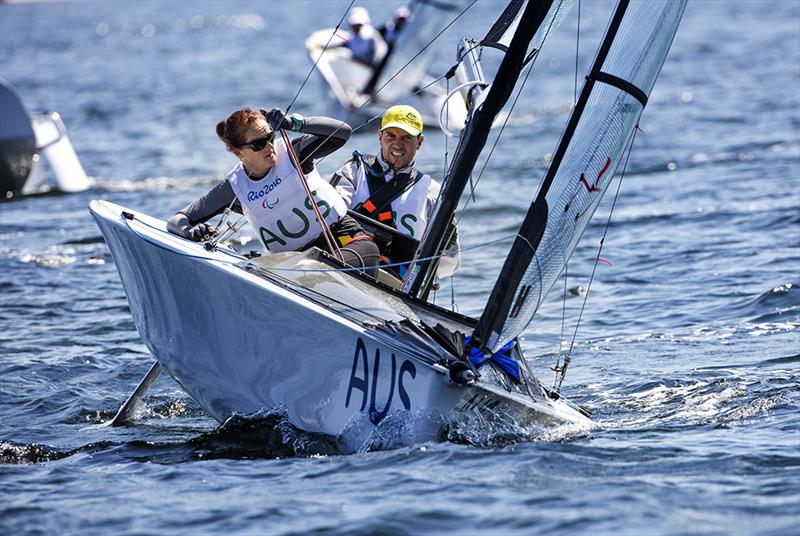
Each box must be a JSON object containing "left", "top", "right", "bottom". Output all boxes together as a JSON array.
[
  {"left": 330, "top": 104, "right": 459, "bottom": 278},
  {"left": 379, "top": 5, "right": 411, "bottom": 47}
]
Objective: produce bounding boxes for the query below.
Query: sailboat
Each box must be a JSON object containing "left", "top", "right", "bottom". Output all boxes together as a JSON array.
[
  {"left": 1, "top": 77, "right": 89, "bottom": 198},
  {"left": 91, "top": 0, "right": 686, "bottom": 450},
  {"left": 304, "top": 0, "right": 469, "bottom": 131}
]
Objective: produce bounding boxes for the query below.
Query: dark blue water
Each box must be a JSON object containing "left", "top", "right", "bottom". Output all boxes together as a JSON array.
[{"left": 2, "top": 1, "right": 798, "bottom": 534}]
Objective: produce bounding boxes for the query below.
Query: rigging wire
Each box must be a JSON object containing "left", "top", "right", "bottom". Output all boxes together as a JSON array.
[
  {"left": 554, "top": 0, "right": 583, "bottom": 387},
  {"left": 444, "top": 76, "right": 457, "bottom": 314},
  {"left": 574, "top": 0, "right": 581, "bottom": 104},
  {"left": 285, "top": 0, "right": 355, "bottom": 114},
  {"left": 552, "top": 260, "right": 569, "bottom": 387},
  {"left": 279, "top": 1, "right": 480, "bottom": 181},
  {"left": 555, "top": 126, "right": 641, "bottom": 392},
  {"left": 210, "top": 7, "right": 466, "bottom": 251},
  {"left": 122, "top": 212, "right": 516, "bottom": 274},
  {"left": 416, "top": 0, "right": 570, "bottom": 296},
  {"left": 448, "top": 0, "right": 570, "bottom": 233}
]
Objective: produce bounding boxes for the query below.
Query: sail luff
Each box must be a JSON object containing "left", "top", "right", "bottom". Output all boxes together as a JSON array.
[
  {"left": 404, "top": 0, "right": 557, "bottom": 298},
  {"left": 470, "top": 0, "right": 687, "bottom": 355}
]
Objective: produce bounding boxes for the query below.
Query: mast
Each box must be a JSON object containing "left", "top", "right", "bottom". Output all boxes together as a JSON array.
[
  {"left": 403, "top": 0, "right": 556, "bottom": 298},
  {"left": 469, "top": 0, "right": 687, "bottom": 355}
]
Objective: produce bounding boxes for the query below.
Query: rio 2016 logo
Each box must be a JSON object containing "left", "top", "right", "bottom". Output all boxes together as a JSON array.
[{"left": 247, "top": 176, "right": 282, "bottom": 202}]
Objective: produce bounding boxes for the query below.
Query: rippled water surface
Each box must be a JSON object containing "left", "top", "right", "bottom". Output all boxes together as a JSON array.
[{"left": 1, "top": 1, "right": 798, "bottom": 535}]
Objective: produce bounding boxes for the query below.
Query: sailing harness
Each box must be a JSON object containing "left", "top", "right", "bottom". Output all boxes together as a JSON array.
[{"left": 350, "top": 151, "right": 423, "bottom": 227}]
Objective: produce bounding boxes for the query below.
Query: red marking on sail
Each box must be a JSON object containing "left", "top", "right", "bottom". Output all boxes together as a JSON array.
[
  {"left": 596, "top": 257, "right": 612, "bottom": 265},
  {"left": 579, "top": 173, "right": 593, "bottom": 192},
  {"left": 597, "top": 157, "right": 611, "bottom": 181},
  {"left": 565, "top": 157, "right": 612, "bottom": 213}
]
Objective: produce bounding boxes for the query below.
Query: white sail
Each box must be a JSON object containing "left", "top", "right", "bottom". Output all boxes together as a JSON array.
[{"left": 477, "top": 0, "right": 687, "bottom": 354}]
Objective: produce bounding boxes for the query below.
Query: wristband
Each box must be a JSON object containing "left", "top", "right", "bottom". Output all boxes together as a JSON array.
[{"left": 287, "top": 113, "right": 304, "bottom": 132}]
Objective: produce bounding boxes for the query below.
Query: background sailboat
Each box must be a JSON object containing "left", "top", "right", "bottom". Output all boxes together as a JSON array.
[{"left": 304, "top": 0, "right": 469, "bottom": 131}]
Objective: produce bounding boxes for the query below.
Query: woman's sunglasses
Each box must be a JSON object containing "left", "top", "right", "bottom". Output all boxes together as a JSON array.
[{"left": 240, "top": 130, "right": 275, "bottom": 151}]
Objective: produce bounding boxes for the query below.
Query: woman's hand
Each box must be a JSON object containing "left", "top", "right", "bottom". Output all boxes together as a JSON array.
[
  {"left": 260, "top": 108, "right": 303, "bottom": 132},
  {"left": 167, "top": 213, "right": 214, "bottom": 241},
  {"left": 185, "top": 223, "right": 213, "bottom": 241}
]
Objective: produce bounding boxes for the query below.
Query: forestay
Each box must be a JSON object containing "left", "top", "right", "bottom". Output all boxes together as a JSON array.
[{"left": 472, "top": 0, "right": 687, "bottom": 355}]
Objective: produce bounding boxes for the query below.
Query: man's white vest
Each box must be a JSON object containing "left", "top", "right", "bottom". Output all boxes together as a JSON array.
[
  {"left": 227, "top": 138, "right": 346, "bottom": 252},
  {"left": 350, "top": 160, "right": 437, "bottom": 240}
]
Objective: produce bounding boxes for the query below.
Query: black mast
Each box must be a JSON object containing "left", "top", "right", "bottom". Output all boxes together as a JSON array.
[
  {"left": 404, "top": 0, "right": 556, "bottom": 298},
  {"left": 469, "top": 0, "right": 634, "bottom": 355}
]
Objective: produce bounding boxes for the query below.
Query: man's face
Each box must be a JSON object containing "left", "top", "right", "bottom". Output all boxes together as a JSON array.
[{"left": 378, "top": 127, "right": 423, "bottom": 170}]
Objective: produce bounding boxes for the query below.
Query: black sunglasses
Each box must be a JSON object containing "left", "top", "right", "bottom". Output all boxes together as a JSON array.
[{"left": 240, "top": 130, "right": 275, "bottom": 151}]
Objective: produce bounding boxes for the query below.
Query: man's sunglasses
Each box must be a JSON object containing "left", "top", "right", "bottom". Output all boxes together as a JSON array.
[{"left": 240, "top": 130, "right": 275, "bottom": 151}]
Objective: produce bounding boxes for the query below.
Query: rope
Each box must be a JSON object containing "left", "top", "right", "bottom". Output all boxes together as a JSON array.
[
  {"left": 122, "top": 212, "right": 516, "bottom": 275},
  {"left": 555, "top": 125, "right": 640, "bottom": 392},
  {"left": 279, "top": 128, "right": 343, "bottom": 260}
]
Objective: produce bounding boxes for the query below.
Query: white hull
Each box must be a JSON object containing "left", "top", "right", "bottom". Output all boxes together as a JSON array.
[{"left": 90, "top": 200, "right": 588, "bottom": 448}]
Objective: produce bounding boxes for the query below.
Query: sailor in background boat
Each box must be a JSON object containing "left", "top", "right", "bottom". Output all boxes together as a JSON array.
[
  {"left": 333, "top": 6, "right": 386, "bottom": 66},
  {"left": 378, "top": 5, "right": 410, "bottom": 48},
  {"left": 167, "top": 107, "right": 380, "bottom": 275},
  {"left": 330, "top": 105, "right": 460, "bottom": 278}
]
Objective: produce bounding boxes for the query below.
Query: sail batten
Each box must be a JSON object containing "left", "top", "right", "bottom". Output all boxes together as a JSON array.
[{"left": 471, "top": 0, "right": 688, "bottom": 355}]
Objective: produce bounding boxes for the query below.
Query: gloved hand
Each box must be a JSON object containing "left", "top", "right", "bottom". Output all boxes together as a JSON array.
[
  {"left": 167, "top": 213, "right": 214, "bottom": 242},
  {"left": 261, "top": 108, "right": 303, "bottom": 132},
  {"left": 185, "top": 223, "right": 213, "bottom": 241},
  {"left": 262, "top": 108, "right": 290, "bottom": 131}
]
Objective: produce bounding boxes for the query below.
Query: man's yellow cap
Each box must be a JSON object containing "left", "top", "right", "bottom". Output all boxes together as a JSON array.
[{"left": 381, "top": 105, "right": 423, "bottom": 137}]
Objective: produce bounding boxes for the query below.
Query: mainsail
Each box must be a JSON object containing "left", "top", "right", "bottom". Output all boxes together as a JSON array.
[
  {"left": 470, "top": 0, "right": 688, "bottom": 355},
  {"left": 404, "top": 0, "right": 573, "bottom": 297}
]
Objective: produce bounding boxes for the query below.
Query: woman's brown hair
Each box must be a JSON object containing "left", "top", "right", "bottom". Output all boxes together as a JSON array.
[{"left": 216, "top": 108, "right": 264, "bottom": 151}]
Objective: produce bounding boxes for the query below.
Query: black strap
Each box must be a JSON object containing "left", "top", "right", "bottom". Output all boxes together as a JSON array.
[
  {"left": 352, "top": 152, "right": 422, "bottom": 227},
  {"left": 590, "top": 71, "right": 648, "bottom": 107}
]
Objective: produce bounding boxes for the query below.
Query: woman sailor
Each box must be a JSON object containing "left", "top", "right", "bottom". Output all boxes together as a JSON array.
[{"left": 167, "top": 107, "right": 380, "bottom": 275}]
